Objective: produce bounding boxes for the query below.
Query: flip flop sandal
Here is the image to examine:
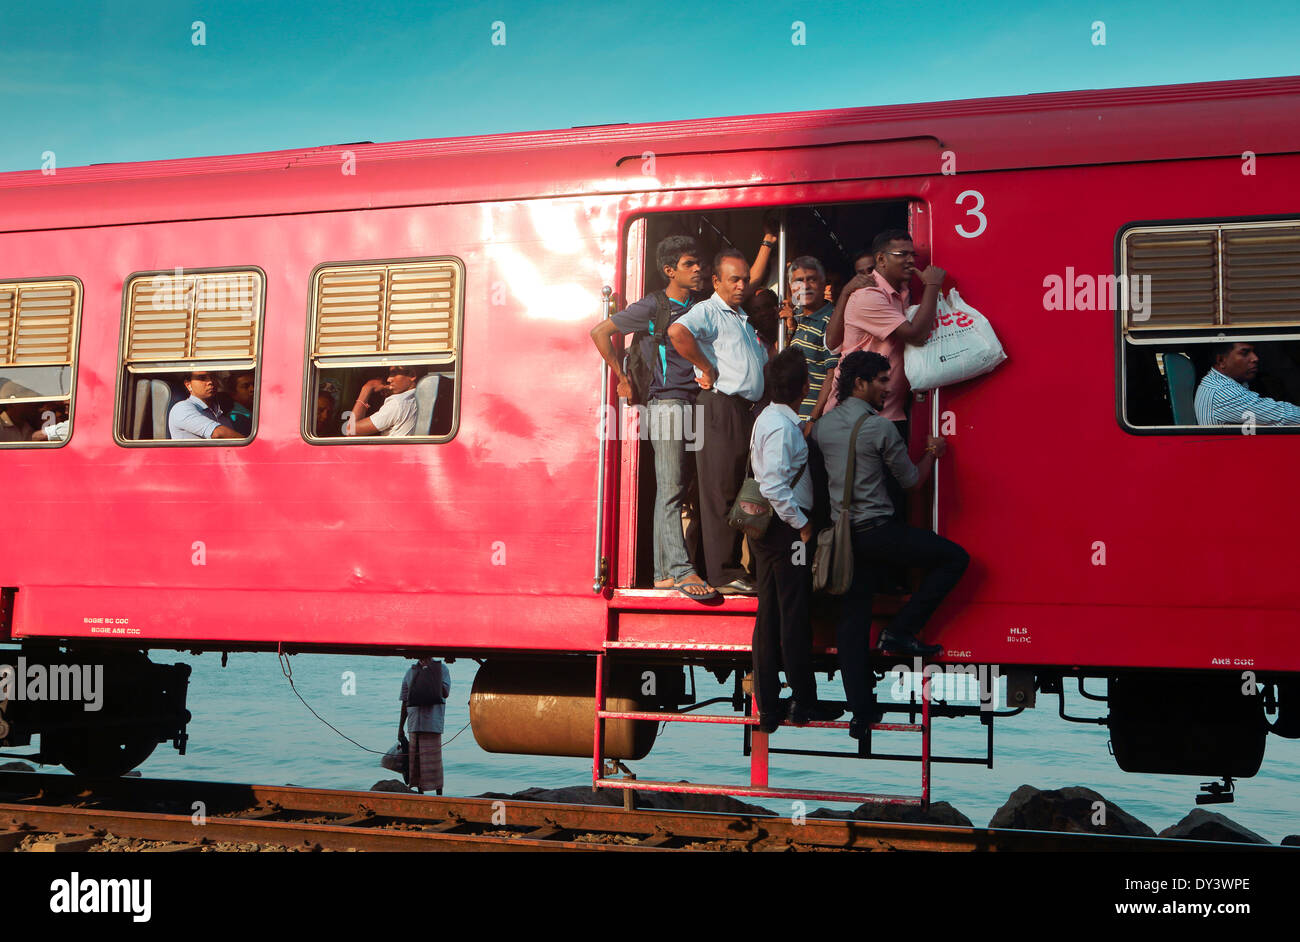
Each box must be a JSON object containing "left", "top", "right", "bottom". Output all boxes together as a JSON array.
[{"left": 673, "top": 578, "right": 719, "bottom": 602}]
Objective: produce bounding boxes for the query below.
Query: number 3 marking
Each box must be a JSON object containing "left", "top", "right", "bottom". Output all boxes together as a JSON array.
[{"left": 954, "top": 190, "right": 986, "bottom": 238}]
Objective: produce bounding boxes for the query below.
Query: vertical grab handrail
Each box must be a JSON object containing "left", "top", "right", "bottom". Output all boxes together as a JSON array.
[
  {"left": 930, "top": 388, "right": 940, "bottom": 534},
  {"left": 593, "top": 285, "right": 614, "bottom": 592}
]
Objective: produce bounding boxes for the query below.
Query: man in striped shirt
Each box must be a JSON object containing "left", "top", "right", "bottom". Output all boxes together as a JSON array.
[
  {"left": 782, "top": 256, "right": 838, "bottom": 420},
  {"left": 1194, "top": 342, "right": 1300, "bottom": 426}
]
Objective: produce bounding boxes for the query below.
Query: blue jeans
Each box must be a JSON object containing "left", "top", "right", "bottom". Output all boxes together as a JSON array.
[{"left": 648, "top": 398, "right": 697, "bottom": 584}]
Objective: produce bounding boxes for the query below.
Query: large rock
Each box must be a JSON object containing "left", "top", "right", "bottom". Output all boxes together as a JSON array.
[
  {"left": 808, "top": 801, "right": 971, "bottom": 827},
  {"left": 1281, "top": 835, "right": 1300, "bottom": 847},
  {"left": 988, "top": 785, "right": 1155, "bottom": 837},
  {"left": 370, "top": 779, "right": 414, "bottom": 793},
  {"left": 0, "top": 762, "right": 34, "bottom": 772},
  {"left": 1158, "top": 809, "right": 1268, "bottom": 844}
]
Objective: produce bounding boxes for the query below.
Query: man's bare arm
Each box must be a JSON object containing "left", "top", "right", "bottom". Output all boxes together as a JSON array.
[
  {"left": 211, "top": 425, "right": 242, "bottom": 440},
  {"left": 825, "top": 272, "right": 875, "bottom": 351},
  {"left": 890, "top": 266, "right": 946, "bottom": 346},
  {"left": 667, "top": 323, "right": 718, "bottom": 389},
  {"left": 589, "top": 319, "right": 631, "bottom": 399}
]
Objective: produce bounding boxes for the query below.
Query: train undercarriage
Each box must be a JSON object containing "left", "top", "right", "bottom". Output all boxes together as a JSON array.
[{"left": 1, "top": 642, "right": 1297, "bottom": 805}]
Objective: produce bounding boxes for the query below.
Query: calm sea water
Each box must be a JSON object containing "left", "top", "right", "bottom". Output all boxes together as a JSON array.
[{"left": 115, "top": 652, "right": 1300, "bottom": 842}]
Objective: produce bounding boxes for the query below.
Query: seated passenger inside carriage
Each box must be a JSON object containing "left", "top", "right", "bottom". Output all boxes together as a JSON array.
[
  {"left": 167, "top": 371, "right": 244, "bottom": 440},
  {"left": 1194, "top": 341, "right": 1300, "bottom": 426},
  {"left": 30, "top": 401, "right": 70, "bottom": 442},
  {"left": 347, "top": 365, "right": 421, "bottom": 437}
]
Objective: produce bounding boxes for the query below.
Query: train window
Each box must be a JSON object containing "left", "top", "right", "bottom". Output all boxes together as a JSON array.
[
  {"left": 1119, "top": 220, "right": 1300, "bottom": 431},
  {"left": 0, "top": 278, "right": 82, "bottom": 448},
  {"left": 303, "top": 257, "right": 462, "bottom": 443},
  {"left": 115, "top": 268, "right": 265, "bottom": 445}
]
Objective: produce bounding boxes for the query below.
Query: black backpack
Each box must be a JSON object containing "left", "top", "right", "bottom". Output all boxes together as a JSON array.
[
  {"left": 625, "top": 290, "right": 677, "bottom": 406},
  {"left": 407, "top": 661, "right": 445, "bottom": 707}
]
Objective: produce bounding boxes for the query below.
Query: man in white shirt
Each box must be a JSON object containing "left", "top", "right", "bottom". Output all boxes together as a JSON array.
[
  {"left": 668, "top": 250, "right": 769, "bottom": 594},
  {"left": 749, "top": 348, "right": 843, "bottom": 733},
  {"left": 350, "top": 366, "right": 421, "bottom": 436},
  {"left": 1194, "top": 342, "right": 1300, "bottom": 426}
]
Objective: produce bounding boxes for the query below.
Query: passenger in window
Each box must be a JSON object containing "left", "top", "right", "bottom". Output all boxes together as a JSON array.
[
  {"left": 316, "top": 386, "right": 339, "bottom": 437},
  {"left": 747, "top": 288, "right": 781, "bottom": 352},
  {"left": 812, "top": 351, "right": 968, "bottom": 739},
  {"left": 749, "top": 347, "right": 843, "bottom": 733},
  {"left": 228, "top": 370, "right": 255, "bottom": 436},
  {"left": 0, "top": 381, "right": 39, "bottom": 443},
  {"left": 30, "top": 401, "right": 70, "bottom": 442},
  {"left": 168, "top": 371, "right": 243, "bottom": 440},
  {"left": 1194, "top": 342, "right": 1300, "bottom": 426},
  {"left": 590, "top": 235, "right": 714, "bottom": 600},
  {"left": 669, "top": 249, "right": 770, "bottom": 595},
  {"left": 349, "top": 366, "right": 420, "bottom": 436}
]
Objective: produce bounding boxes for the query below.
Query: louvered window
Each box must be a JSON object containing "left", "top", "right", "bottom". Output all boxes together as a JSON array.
[
  {"left": 117, "top": 268, "right": 264, "bottom": 444},
  {"left": 1122, "top": 221, "right": 1300, "bottom": 331},
  {"left": 0, "top": 279, "right": 81, "bottom": 447},
  {"left": 1120, "top": 219, "right": 1300, "bottom": 433},
  {"left": 125, "top": 270, "right": 261, "bottom": 363},
  {"left": 306, "top": 258, "right": 462, "bottom": 442}
]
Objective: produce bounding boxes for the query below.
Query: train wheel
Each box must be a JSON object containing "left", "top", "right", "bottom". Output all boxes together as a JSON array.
[
  {"left": 45, "top": 728, "right": 158, "bottom": 778},
  {"left": 1108, "top": 673, "right": 1266, "bottom": 777}
]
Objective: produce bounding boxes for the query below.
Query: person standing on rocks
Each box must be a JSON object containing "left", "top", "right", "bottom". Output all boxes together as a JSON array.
[{"left": 399, "top": 657, "right": 451, "bottom": 795}]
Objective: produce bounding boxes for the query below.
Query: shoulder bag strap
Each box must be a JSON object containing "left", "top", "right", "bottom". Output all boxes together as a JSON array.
[{"left": 842, "top": 412, "right": 872, "bottom": 514}]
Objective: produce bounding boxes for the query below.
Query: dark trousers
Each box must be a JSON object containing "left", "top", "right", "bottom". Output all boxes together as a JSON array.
[
  {"left": 751, "top": 517, "right": 816, "bottom": 719},
  {"left": 836, "top": 520, "right": 969, "bottom": 717},
  {"left": 695, "top": 389, "right": 755, "bottom": 586}
]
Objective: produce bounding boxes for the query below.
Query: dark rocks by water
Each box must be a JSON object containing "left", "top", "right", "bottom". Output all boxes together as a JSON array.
[
  {"left": 809, "top": 800, "right": 971, "bottom": 827},
  {"left": 0, "top": 762, "right": 34, "bottom": 772},
  {"left": 1158, "top": 809, "right": 1268, "bottom": 844},
  {"left": 1281, "top": 835, "right": 1300, "bottom": 846},
  {"left": 989, "top": 785, "right": 1156, "bottom": 837},
  {"left": 475, "top": 784, "right": 776, "bottom": 817},
  {"left": 370, "top": 779, "right": 415, "bottom": 793}
]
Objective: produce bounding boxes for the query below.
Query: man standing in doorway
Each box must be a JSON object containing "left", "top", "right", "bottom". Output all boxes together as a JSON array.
[
  {"left": 589, "top": 236, "right": 714, "bottom": 600},
  {"left": 669, "top": 250, "right": 769, "bottom": 595}
]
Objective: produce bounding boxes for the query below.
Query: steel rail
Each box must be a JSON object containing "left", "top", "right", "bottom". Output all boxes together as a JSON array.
[{"left": 0, "top": 772, "right": 1287, "bottom": 853}]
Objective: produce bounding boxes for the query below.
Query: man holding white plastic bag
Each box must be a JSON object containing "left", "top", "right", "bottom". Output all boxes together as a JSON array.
[{"left": 823, "top": 228, "right": 946, "bottom": 434}]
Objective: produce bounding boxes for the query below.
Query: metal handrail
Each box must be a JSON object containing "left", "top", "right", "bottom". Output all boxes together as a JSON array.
[{"left": 593, "top": 285, "right": 614, "bottom": 592}]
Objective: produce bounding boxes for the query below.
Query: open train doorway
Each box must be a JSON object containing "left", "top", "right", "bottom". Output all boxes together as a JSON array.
[{"left": 619, "top": 200, "right": 916, "bottom": 590}]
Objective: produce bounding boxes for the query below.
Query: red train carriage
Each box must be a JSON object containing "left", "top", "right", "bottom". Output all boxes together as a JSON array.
[{"left": 1, "top": 76, "right": 1297, "bottom": 803}]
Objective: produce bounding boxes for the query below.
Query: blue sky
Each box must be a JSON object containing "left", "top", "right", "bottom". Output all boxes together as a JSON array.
[{"left": 0, "top": 0, "right": 1297, "bottom": 172}]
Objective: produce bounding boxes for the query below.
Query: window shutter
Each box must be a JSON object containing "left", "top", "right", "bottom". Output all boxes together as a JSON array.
[
  {"left": 314, "top": 260, "right": 459, "bottom": 356},
  {"left": 1124, "top": 229, "right": 1218, "bottom": 329},
  {"left": 0, "top": 280, "right": 79, "bottom": 366},
  {"left": 1222, "top": 226, "right": 1300, "bottom": 326},
  {"left": 126, "top": 270, "right": 261, "bottom": 361}
]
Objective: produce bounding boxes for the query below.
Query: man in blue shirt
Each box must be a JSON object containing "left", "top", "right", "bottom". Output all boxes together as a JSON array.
[
  {"left": 669, "top": 249, "right": 769, "bottom": 594},
  {"left": 168, "top": 371, "right": 242, "bottom": 440},
  {"left": 1194, "top": 342, "right": 1300, "bottom": 426},
  {"left": 590, "top": 236, "right": 715, "bottom": 600}
]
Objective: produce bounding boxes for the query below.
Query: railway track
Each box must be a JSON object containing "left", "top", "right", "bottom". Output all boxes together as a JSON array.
[{"left": 0, "top": 771, "right": 1288, "bottom": 853}]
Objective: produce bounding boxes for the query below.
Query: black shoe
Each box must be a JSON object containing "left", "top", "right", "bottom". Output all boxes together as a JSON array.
[
  {"left": 788, "top": 700, "right": 845, "bottom": 726},
  {"left": 756, "top": 713, "right": 782, "bottom": 734},
  {"left": 716, "top": 578, "right": 757, "bottom": 596},
  {"left": 878, "top": 631, "right": 942, "bottom": 657},
  {"left": 849, "top": 708, "right": 885, "bottom": 740}
]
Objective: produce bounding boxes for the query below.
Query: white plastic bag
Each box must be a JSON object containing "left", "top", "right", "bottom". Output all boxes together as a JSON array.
[{"left": 902, "top": 288, "right": 1006, "bottom": 391}]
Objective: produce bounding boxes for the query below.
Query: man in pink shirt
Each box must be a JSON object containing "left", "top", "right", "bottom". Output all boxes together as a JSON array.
[{"left": 824, "top": 229, "right": 946, "bottom": 429}]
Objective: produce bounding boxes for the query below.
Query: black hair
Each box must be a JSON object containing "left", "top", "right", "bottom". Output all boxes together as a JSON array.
[
  {"left": 713, "top": 248, "right": 748, "bottom": 275},
  {"left": 765, "top": 347, "right": 808, "bottom": 407},
  {"left": 656, "top": 235, "right": 700, "bottom": 284},
  {"left": 852, "top": 249, "right": 875, "bottom": 266},
  {"left": 836, "top": 350, "right": 890, "bottom": 404},
  {"left": 1210, "top": 340, "right": 1242, "bottom": 365},
  {"left": 871, "top": 229, "right": 913, "bottom": 256}
]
